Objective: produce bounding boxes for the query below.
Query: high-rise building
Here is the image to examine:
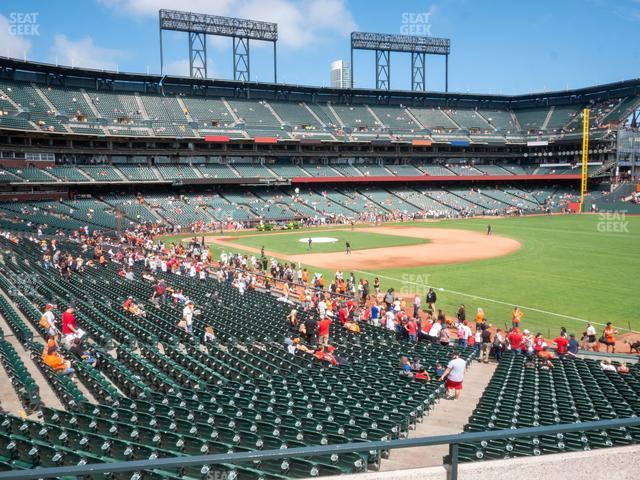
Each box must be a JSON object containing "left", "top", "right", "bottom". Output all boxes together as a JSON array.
[{"left": 330, "top": 60, "right": 352, "bottom": 89}]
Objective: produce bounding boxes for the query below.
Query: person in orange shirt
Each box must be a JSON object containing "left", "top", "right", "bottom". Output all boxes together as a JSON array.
[
  {"left": 511, "top": 306, "right": 523, "bottom": 329},
  {"left": 302, "top": 269, "right": 309, "bottom": 284},
  {"left": 475, "top": 308, "right": 485, "bottom": 331},
  {"left": 42, "top": 346, "right": 75, "bottom": 378},
  {"left": 602, "top": 322, "right": 619, "bottom": 353},
  {"left": 538, "top": 346, "right": 556, "bottom": 360},
  {"left": 42, "top": 334, "right": 59, "bottom": 359}
]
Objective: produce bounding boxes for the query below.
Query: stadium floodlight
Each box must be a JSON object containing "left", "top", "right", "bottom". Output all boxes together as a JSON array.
[
  {"left": 159, "top": 9, "right": 278, "bottom": 82},
  {"left": 350, "top": 31, "right": 451, "bottom": 92}
]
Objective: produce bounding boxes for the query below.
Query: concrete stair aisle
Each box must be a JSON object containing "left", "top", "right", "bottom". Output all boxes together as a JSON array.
[
  {"left": 540, "top": 106, "right": 555, "bottom": 130},
  {"left": 134, "top": 92, "right": 150, "bottom": 120},
  {"left": 303, "top": 102, "right": 327, "bottom": 127},
  {"left": 0, "top": 347, "right": 29, "bottom": 416},
  {"left": 511, "top": 111, "right": 521, "bottom": 131},
  {"left": 0, "top": 292, "right": 64, "bottom": 413},
  {"left": 366, "top": 105, "right": 385, "bottom": 128},
  {"left": 222, "top": 98, "right": 242, "bottom": 124},
  {"left": 176, "top": 96, "right": 193, "bottom": 122},
  {"left": 474, "top": 110, "right": 497, "bottom": 131},
  {"left": 263, "top": 101, "right": 285, "bottom": 125},
  {"left": 113, "top": 166, "right": 128, "bottom": 182},
  {"left": 380, "top": 361, "right": 497, "bottom": 471},
  {"left": 327, "top": 104, "right": 346, "bottom": 128},
  {"left": 32, "top": 84, "right": 74, "bottom": 133}
]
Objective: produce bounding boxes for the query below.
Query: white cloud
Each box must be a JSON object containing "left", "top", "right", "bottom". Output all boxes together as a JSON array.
[
  {"left": 49, "top": 34, "right": 126, "bottom": 70},
  {"left": 0, "top": 14, "right": 33, "bottom": 59},
  {"left": 98, "top": 0, "right": 356, "bottom": 49},
  {"left": 163, "top": 58, "right": 191, "bottom": 76}
]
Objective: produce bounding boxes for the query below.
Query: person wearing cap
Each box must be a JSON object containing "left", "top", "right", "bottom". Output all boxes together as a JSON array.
[
  {"left": 567, "top": 333, "right": 579, "bottom": 357},
  {"left": 553, "top": 329, "right": 569, "bottom": 356},
  {"left": 40, "top": 304, "right": 57, "bottom": 337},
  {"left": 182, "top": 300, "right": 194, "bottom": 333}
]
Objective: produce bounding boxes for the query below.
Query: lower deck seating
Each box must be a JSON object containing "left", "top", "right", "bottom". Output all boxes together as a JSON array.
[{"left": 0, "top": 235, "right": 475, "bottom": 478}]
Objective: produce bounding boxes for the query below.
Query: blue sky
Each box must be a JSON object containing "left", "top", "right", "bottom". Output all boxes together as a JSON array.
[{"left": 1, "top": 0, "right": 638, "bottom": 94}]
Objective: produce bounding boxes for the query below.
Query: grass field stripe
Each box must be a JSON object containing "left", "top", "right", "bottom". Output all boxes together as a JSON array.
[{"left": 354, "top": 270, "right": 639, "bottom": 334}]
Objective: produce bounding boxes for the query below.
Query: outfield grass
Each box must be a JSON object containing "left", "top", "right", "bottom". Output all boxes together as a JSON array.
[
  {"left": 160, "top": 215, "right": 640, "bottom": 337},
  {"left": 228, "top": 230, "right": 428, "bottom": 255}
]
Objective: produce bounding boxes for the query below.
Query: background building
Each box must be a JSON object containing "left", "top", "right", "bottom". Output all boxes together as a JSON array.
[{"left": 330, "top": 60, "right": 352, "bottom": 89}]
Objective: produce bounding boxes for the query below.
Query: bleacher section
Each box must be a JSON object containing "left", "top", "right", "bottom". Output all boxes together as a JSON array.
[{"left": 460, "top": 353, "right": 640, "bottom": 462}]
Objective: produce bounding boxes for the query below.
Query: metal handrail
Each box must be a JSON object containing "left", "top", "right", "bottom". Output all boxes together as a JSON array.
[{"left": 1, "top": 416, "right": 638, "bottom": 479}]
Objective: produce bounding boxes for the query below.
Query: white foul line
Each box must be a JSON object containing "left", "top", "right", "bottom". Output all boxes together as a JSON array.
[{"left": 354, "top": 270, "right": 638, "bottom": 334}]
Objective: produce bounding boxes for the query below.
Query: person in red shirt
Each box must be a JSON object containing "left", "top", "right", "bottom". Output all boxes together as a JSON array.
[
  {"left": 507, "top": 328, "right": 523, "bottom": 355},
  {"left": 405, "top": 318, "right": 418, "bottom": 342},
  {"left": 554, "top": 334, "right": 569, "bottom": 355},
  {"left": 415, "top": 367, "right": 431, "bottom": 381},
  {"left": 338, "top": 306, "right": 349, "bottom": 326},
  {"left": 533, "top": 333, "right": 545, "bottom": 353},
  {"left": 317, "top": 316, "right": 331, "bottom": 347},
  {"left": 314, "top": 346, "right": 337, "bottom": 366},
  {"left": 61, "top": 306, "right": 77, "bottom": 336},
  {"left": 123, "top": 296, "right": 133, "bottom": 310}
]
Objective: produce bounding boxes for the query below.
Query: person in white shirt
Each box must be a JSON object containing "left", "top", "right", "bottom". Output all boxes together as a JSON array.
[
  {"left": 385, "top": 310, "right": 396, "bottom": 330},
  {"left": 182, "top": 301, "right": 194, "bottom": 333},
  {"left": 40, "top": 304, "right": 57, "bottom": 336},
  {"left": 585, "top": 323, "right": 597, "bottom": 350},
  {"left": 317, "top": 299, "right": 327, "bottom": 317},
  {"left": 600, "top": 359, "right": 616, "bottom": 372},
  {"left": 203, "top": 326, "right": 216, "bottom": 343},
  {"left": 457, "top": 321, "right": 472, "bottom": 348},
  {"left": 439, "top": 350, "right": 466, "bottom": 400},
  {"left": 429, "top": 320, "right": 442, "bottom": 342}
]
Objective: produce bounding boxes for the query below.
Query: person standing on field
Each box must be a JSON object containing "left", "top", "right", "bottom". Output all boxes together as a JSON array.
[
  {"left": 426, "top": 288, "right": 437, "bottom": 313},
  {"left": 511, "top": 306, "right": 523, "bottom": 329},
  {"left": 413, "top": 294, "right": 421, "bottom": 318}
]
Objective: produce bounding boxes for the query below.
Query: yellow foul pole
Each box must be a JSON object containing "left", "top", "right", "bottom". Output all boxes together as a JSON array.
[{"left": 579, "top": 108, "right": 590, "bottom": 212}]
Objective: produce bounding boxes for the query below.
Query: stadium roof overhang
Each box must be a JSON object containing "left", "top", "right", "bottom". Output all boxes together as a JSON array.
[{"left": 1, "top": 57, "right": 639, "bottom": 109}]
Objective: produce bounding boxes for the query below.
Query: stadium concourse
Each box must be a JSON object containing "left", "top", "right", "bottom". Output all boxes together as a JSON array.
[{"left": 0, "top": 57, "right": 638, "bottom": 479}]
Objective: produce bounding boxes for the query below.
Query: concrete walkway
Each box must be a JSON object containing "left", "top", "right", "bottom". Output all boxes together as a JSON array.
[{"left": 381, "top": 361, "right": 497, "bottom": 471}]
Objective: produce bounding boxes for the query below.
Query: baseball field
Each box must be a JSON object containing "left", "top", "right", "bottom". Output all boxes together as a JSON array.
[{"left": 160, "top": 214, "right": 639, "bottom": 338}]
